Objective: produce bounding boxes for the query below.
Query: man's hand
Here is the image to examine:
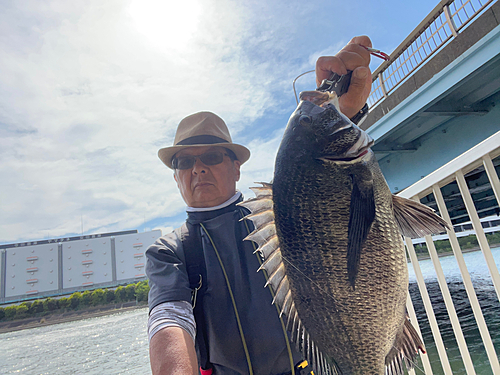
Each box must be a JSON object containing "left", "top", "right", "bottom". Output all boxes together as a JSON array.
[{"left": 316, "top": 36, "right": 372, "bottom": 119}]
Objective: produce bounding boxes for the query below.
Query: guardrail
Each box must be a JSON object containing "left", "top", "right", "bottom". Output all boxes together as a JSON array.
[
  {"left": 368, "top": 0, "right": 495, "bottom": 108},
  {"left": 399, "top": 130, "right": 500, "bottom": 374}
]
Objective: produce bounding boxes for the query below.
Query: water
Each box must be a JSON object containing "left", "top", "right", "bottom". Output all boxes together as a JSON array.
[
  {"left": 408, "top": 246, "right": 500, "bottom": 374},
  {"left": 1, "top": 248, "right": 499, "bottom": 374},
  {"left": 0, "top": 308, "right": 151, "bottom": 375}
]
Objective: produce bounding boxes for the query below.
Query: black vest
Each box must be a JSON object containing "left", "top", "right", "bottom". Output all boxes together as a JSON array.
[{"left": 183, "top": 200, "right": 301, "bottom": 374}]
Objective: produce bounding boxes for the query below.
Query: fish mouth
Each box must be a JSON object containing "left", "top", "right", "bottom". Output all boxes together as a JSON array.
[
  {"left": 319, "top": 148, "right": 371, "bottom": 163},
  {"left": 298, "top": 91, "right": 352, "bottom": 135},
  {"left": 332, "top": 148, "right": 370, "bottom": 161},
  {"left": 319, "top": 131, "right": 375, "bottom": 164}
]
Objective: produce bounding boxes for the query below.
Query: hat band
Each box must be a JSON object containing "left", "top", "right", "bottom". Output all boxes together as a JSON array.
[{"left": 177, "top": 135, "right": 229, "bottom": 146}]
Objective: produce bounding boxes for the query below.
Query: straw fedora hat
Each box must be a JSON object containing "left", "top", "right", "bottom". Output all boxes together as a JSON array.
[{"left": 158, "top": 111, "right": 251, "bottom": 169}]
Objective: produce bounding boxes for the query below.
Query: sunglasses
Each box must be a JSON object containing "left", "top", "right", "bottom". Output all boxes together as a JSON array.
[{"left": 172, "top": 151, "right": 229, "bottom": 170}]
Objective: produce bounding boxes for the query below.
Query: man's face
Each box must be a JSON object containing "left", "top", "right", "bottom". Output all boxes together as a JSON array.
[{"left": 173, "top": 146, "right": 241, "bottom": 208}]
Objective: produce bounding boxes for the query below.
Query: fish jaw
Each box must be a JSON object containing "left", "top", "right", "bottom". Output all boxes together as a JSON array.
[
  {"left": 319, "top": 140, "right": 375, "bottom": 166},
  {"left": 299, "top": 90, "right": 340, "bottom": 109},
  {"left": 287, "top": 97, "right": 374, "bottom": 164}
]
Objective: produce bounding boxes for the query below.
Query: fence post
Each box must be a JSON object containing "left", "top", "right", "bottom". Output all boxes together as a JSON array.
[
  {"left": 482, "top": 153, "right": 500, "bottom": 205},
  {"left": 378, "top": 73, "right": 387, "bottom": 97},
  {"left": 455, "top": 169, "right": 500, "bottom": 304},
  {"left": 433, "top": 183, "right": 500, "bottom": 374},
  {"left": 443, "top": 3, "right": 458, "bottom": 37}
]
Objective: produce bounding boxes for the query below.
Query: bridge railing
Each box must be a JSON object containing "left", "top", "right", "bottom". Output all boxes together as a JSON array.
[
  {"left": 368, "top": 0, "right": 495, "bottom": 108},
  {"left": 398, "top": 130, "right": 500, "bottom": 374}
]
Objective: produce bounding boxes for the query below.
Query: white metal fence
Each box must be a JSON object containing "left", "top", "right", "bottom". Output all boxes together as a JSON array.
[
  {"left": 368, "top": 0, "right": 496, "bottom": 108},
  {"left": 398, "top": 130, "right": 500, "bottom": 374}
]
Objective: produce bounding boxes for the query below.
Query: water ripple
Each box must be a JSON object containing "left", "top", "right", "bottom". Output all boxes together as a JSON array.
[{"left": 0, "top": 308, "right": 150, "bottom": 375}]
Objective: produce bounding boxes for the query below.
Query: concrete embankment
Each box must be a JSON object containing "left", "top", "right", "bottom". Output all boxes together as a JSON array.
[{"left": 0, "top": 302, "right": 148, "bottom": 334}]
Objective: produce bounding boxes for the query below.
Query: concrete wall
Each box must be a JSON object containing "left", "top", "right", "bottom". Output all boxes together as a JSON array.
[
  {"left": 62, "top": 238, "right": 114, "bottom": 289},
  {"left": 115, "top": 232, "right": 158, "bottom": 280},
  {"left": 4, "top": 243, "right": 59, "bottom": 298}
]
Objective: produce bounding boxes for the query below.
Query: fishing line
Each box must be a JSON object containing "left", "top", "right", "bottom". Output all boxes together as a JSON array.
[
  {"left": 240, "top": 209, "right": 297, "bottom": 375},
  {"left": 293, "top": 70, "right": 315, "bottom": 105},
  {"left": 280, "top": 254, "right": 341, "bottom": 313}
]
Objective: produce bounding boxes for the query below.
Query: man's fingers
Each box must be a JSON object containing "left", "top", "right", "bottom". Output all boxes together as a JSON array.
[
  {"left": 315, "top": 56, "right": 345, "bottom": 87},
  {"left": 335, "top": 49, "right": 370, "bottom": 72},
  {"left": 339, "top": 66, "right": 372, "bottom": 119},
  {"left": 348, "top": 35, "right": 372, "bottom": 49},
  {"left": 315, "top": 35, "right": 374, "bottom": 117},
  {"left": 316, "top": 36, "right": 372, "bottom": 86}
]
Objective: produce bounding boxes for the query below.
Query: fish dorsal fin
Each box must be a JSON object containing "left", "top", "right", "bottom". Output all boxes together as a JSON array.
[
  {"left": 385, "top": 316, "right": 426, "bottom": 375},
  {"left": 239, "top": 183, "right": 339, "bottom": 375},
  {"left": 392, "top": 195, "right": 450, "bottom": 239},
  {"left": 249, "top": 182, "right": 273, "bottom": 197},
  {"left": 347, "top": 166, "right": 375, "bottom": 288}
]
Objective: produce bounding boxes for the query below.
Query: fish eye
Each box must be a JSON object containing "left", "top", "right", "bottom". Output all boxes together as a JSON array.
[{"left": 299, "top": 115, "right": 312, "bottom": 126}]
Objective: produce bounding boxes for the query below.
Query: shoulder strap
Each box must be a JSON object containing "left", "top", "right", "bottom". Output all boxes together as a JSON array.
[
  {"left": 181, "top": 222, "right": 206, "bottom": 293},
  {"left": 180, "top": 222, "right": 212, "bottom": 372}
]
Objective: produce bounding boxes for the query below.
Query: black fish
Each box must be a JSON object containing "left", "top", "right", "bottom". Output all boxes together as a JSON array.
[{"left": 239, "top": 92, "right": 449, "bottom": 374}]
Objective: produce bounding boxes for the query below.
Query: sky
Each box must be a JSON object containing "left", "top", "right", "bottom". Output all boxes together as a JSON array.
[{"left": 0, "top": 0, "right": 443, "bottom": 244}]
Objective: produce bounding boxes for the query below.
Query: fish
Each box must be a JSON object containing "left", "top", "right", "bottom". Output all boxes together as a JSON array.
[{"left": 238, "top": 91, "right": 449, "bottom": 375}]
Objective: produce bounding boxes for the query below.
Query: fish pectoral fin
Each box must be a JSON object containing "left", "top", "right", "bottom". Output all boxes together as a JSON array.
[
  {"left": 347, "top": 168, "right": 375, "bottom": 288},
  {"left": 385, "top": 317, "right": 426, "bottom": 374},
  {"left": 392, "top": 195, "right": 451, "bottom": 239}
]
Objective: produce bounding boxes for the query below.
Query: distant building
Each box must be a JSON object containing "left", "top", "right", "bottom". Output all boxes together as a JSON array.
[{"left": 0, "top": 229, "right": 161, "bottom": 304}]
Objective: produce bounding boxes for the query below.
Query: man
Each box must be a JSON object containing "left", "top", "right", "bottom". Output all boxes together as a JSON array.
[{"left": 146, "top": 36, "right": 373, "bottom": 375}]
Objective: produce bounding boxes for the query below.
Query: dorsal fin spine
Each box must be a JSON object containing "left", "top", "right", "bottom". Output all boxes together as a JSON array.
[{"left": 242, "top": 183, "right": 339, "bottom": 375}]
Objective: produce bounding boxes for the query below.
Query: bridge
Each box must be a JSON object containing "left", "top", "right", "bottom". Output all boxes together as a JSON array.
[{"left": 364, "top": 1, "right": 500, "bottom": 374}]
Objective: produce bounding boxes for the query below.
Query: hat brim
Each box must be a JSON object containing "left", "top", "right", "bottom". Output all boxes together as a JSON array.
[{"left": 158, "top": 143, "right": 251, "bottom": 169}]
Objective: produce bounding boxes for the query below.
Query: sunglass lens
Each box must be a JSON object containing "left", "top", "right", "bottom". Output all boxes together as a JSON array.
[
  {"left": 173, "top": 151, "right": 225, "bottom": 169},
  {"left": 175, "top": 156, "right": 196, "bottom": 170},
  {"left": 200, "top": 152, "right": 224, "bottom": 166}
]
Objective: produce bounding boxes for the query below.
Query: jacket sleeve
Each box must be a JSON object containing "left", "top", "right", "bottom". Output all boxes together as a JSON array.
[{"left": 146, "top": 229, "right": 193, "bottom": 311}]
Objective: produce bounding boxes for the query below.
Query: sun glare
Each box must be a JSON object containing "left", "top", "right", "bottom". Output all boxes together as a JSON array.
[{"left": 129, "top": 0, "right": 202, "bottom": 51}]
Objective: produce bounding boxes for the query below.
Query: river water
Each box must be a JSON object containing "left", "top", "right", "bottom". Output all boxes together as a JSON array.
[
  {"left": 1, "top": 247, "right": 499, "bottom": 375},
  {"left": 0, "top": 308, "right": 151, "bottom": 374},
  {"left": 408, "top": 246, "right": 500, "bottom": 375}
]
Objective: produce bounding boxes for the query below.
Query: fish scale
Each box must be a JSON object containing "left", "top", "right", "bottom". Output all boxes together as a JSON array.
[
  {"left": 239, "top": 96, "right": 449, "bottom": 374},
  {"left": 275, "top": 164, "right": 381, "bottom": 373}
]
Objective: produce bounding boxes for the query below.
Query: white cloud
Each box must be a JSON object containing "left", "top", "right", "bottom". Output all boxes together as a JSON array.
[
  {"left": 238, "top": 127, "right": 284, "bottom": 195},
  {"left": 0, "top": 0, "right": 309, "bottom": 243},
  {"left": 3, "top": 0, "right": 423, "bottom": 244}
]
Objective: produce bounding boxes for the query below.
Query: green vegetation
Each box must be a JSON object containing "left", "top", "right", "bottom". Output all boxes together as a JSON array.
[
  {"left": 0, "top": 280, "right": 149, "bottom": 322},
  {"left": 16, "top": 303, "right": 29, "bottom": 319},
  {"left": 91, "top": 289, "right": 105, "bottom": 306},
  {"left": 412, "top": 231, "right": 500, "bottom": 258},
  {"left": 114, "top": 286, "right": 127, "bottom": 303}
]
